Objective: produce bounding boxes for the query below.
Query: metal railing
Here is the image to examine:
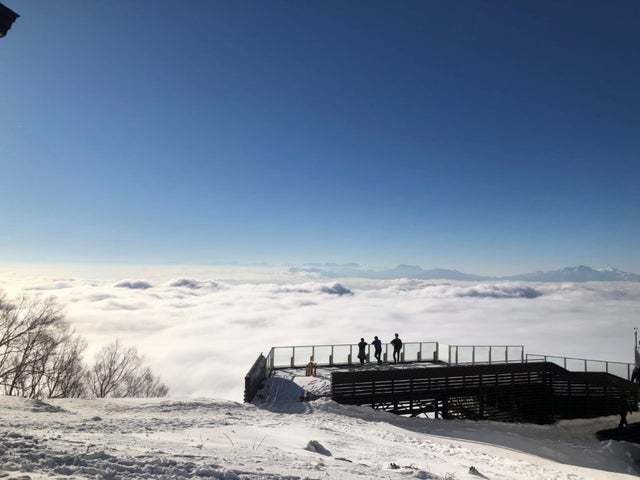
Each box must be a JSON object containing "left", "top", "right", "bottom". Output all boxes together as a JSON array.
[
  {"left": 260, "top": 343, "right": 636, "bottom": 382},
  {"left": 447, "top": 345, "right": 525, "bottom": 366},
  {"left": 264, "top": 341, "right": 440, "bottom": 376},
  {"left": 526, "top": 353, "right": 635, "bottom": 381}
]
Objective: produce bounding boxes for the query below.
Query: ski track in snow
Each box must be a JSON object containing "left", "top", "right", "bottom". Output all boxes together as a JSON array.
[{"left": 1, "top": 396, "right": 639, "bottom": 480}]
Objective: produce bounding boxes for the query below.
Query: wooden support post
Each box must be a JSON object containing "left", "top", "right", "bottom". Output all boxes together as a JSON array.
[
  {"left": 472, "top": 346, "right": 475, "bottom": 365},
  {"left": 488, "top": 347, "right": 492, "bottom": 365},
  {"left": 311, "top": 346, "right": 315, "bottom": 362},
  {"left": 291, "top": 346, "right": 296, "bottom": 368},
  {"left": 409, "top": 378, "right": 414, "bottom": 415},
  {"left": 505, "top": 346, "right": 508, "bottom": 364},
  {"left": 479, "top": 374, "right": 484, "bottom": 418},
  {"left": 330, "top": 346, "right": 334, "bottom": 366},
  {"left": 435, "top": 342, "right": 439, "bottom": 362},
  {"left": 455, "top": 347, "right": 459, "bottom": 365},
  {"left": 372, "top": 380, "right": 376, "bottom": 408},
  {"left": 584, "top": 359, "right": 588, "bottom": 372},
  {"left": 391, "top": 379, "right": 397, "bottom": 413}
]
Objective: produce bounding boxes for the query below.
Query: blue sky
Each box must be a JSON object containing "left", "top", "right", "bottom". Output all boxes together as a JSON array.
[{"left": 1, "top": 1, "right": 638, "bottom": 275}]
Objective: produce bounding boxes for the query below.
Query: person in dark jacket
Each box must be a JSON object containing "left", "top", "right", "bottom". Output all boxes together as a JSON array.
[
  {"left": 372, "top": 336, "right": 382, "bottom": 364},
  {"left": 631, "top": 366, "right": 640, "bottom": 384},
  {"left": 390, "top": 333, "right": 402, "bottom": 364},
  {"left": 357, "top": 338, "right": 368, "bottom": 365}
]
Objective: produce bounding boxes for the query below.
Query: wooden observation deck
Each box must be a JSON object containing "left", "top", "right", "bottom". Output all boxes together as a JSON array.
[{"left": 245, "top": 341, "right": 639, "bottom": 425}]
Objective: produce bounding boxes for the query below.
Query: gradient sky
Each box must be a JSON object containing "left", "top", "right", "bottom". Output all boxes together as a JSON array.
[{"left": 1, "top": 1, "right": 638, "bottom": 275}]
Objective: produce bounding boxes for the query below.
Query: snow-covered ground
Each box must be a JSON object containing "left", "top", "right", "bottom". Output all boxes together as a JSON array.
[{"left": 1, "top": 392, "right": 639, "bottom": 480}]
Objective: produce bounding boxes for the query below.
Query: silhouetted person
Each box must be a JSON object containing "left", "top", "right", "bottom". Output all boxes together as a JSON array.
[
  {"left": 619, "top": 397, "right": 632, "bottom": 429},
  {"left": 357, "top": 338, "right": 368, "bottom": 365},
  {"left": 632, "top": 366, "right": 640, "bottom": 384},
  {"left": 391, "top": 333, "right": 402, "bottom": 364},
  {"left": 372, "top": 336, "right": 382, "bottom": 364}
]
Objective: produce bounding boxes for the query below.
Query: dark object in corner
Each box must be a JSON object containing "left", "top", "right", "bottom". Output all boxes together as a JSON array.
[{"left": 0, "top": 3, "right": 19, "bottom": 38}]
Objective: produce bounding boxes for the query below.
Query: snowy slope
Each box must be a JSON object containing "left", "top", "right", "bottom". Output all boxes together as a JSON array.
[{"left": 1, "top": 395, "right": 639, "bottom": 480}]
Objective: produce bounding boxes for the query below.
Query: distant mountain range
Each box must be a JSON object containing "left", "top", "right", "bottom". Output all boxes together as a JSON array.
[
  {"left": 289, "top": 264, "right": 640, "bottom": 283},
  {"left": 500, "top": 265, "right": 640, "bottom": 283}
]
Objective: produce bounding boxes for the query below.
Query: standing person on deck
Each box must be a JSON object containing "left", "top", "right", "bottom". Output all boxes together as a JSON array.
[
  {"left": 357, "top": 338, "right": 368, "bottom": 366},
  {"left": 391, "top": 333, "right": 402, "bottom": 364},
  {"left": 372, "top": 336, "right": 382, "bottom": 364}
]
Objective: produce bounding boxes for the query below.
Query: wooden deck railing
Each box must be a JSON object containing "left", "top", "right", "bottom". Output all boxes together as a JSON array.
[{"left": 246, "top": 342, "right": 638, "bottom": 403}]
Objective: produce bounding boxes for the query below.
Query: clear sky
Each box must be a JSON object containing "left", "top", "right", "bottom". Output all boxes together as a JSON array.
[{"left": 1, "top": 1, "right": 638, "bottom": 275}]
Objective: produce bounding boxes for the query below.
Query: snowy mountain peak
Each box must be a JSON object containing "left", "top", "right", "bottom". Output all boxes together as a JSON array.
[
  {"left": 290, "top": 264, "right": 640, "bottom": 282},
  {"left": 505, "top": 265, "right": 640, "bottom": 283}
]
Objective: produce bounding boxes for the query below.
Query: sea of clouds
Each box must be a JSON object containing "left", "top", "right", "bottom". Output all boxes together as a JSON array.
[{"left": 1, "top": 264, "right": 639, "bottom": 401}]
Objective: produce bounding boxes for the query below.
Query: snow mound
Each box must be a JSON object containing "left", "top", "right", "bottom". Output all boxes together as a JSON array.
[
  {"left": 414, "top": 471, "right": 438, "bottom": 479},
  {"left": 30, "top": 399, "right": 67, "bottom": 413},
  {"left": 305, "top": 440, "right": 332, "bottom": 456}
]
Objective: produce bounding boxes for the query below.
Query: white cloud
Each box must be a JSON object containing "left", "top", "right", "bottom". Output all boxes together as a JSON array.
[
  {"left": 114, "top": 280, "right": 153, "bottom": 290},
  {"left": 320, "top": 283, "right": 353, "bottom": 296},
  {"left": 1, "top": 265, "right": 639, "bottom": 402},
  {"left": 166, "top": 278, "right": 218, "bottom": 289},
  {"left": 451, "top": 284, "right": 542, "bottom": 299},
  {"left": 25, "top": 281, "right": 73, "bottom": 290}
]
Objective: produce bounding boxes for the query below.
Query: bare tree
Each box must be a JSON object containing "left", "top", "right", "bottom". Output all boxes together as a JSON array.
[
  {"left": 0, "top": 294, "right": 65, "bottom": 397},
  {"left": 44, "top": 326, "right": 87, "bottom": 398},
  {"left": 88, "top": 340, "right": 168, "bottom": 398},
  {"left": 88, "top": 340, "right": 142, "bottom": 398},
  {"left": 123, "top": 366, "right": 169, "bottom": 398},
  {"left": 1, "top": 293, "right": 168, "bottom": 399}
]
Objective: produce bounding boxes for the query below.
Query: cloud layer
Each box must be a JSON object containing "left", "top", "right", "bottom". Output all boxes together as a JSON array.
[
  {"left": 114, "top": 280, "right": 153, "bottom": 290},
  {"left": 2, "top": 265, "right": 639, "bottom": 401}
]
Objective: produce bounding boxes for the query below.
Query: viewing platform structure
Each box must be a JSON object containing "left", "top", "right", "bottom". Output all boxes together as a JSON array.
[{"left": 245, "top": 341, "right": 639, "bottom": 424}]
